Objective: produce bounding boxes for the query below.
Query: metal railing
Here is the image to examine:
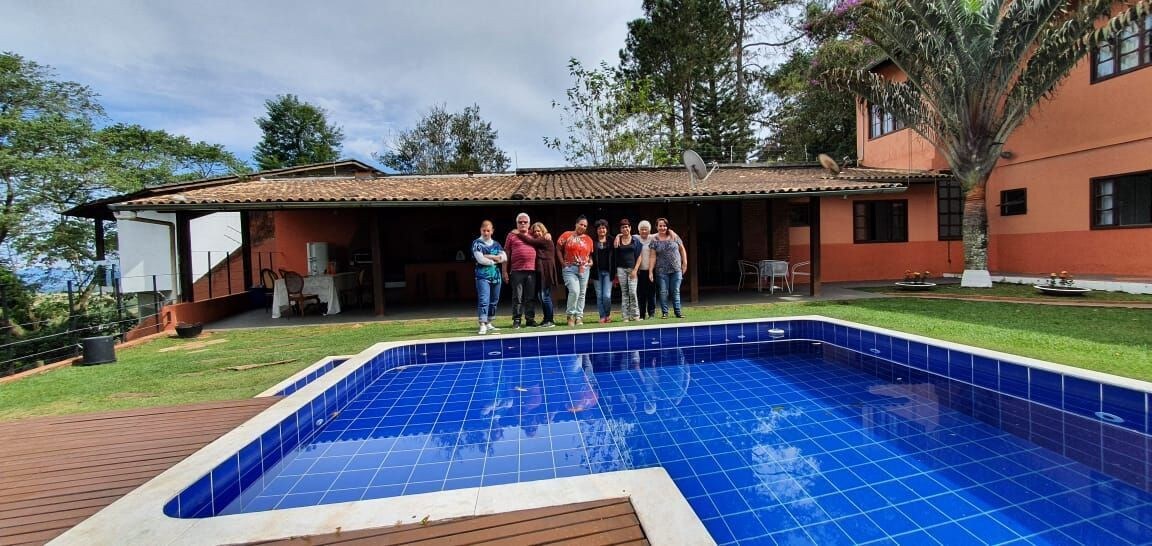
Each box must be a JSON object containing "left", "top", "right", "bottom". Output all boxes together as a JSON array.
[{"left": 0, "top": 274, "right": 174, "bottom": 377}]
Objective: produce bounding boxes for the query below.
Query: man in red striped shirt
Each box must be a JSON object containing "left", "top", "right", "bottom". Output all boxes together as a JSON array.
[{"left": 502, "top": 212, "right": 538, "bottom": 328}]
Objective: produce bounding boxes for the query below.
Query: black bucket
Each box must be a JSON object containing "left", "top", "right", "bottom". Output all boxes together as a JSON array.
[{"left": 79, "top": 335, "right": 117, "bottom": 365}]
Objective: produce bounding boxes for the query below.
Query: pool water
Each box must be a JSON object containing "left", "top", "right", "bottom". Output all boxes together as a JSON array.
[{"left": 222, "top": 341, "right": 1152, "bottom": 545}]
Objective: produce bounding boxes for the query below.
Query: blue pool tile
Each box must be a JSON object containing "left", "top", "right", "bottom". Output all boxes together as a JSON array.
[
  {"left": 924, "top": 522, "right": 982, "bottom": 545},
  {"left": 710, "top": 490, "right": 753, "bottom": 515},
  {"left": 1062, "top": 376, "right": 1100, "bottom": 418},
  {"left": 1029, "top": 369, "right": 1063, "bottom": 409},
  {"left": 947, "top": 350, "right": 973, "bottom": 383},
  {"left": 836, "top": 513, "right": 887, "bottom": 543},
  {"left": 927, "top": 346, "right": 949, "bottom": 376},
  {"left": 971, "top": 356, "right": 998, "bottom": 390},
  {"left": 846, "top": 327, "right": 862, "bottom": 352},
  {"left": 724, "top": 510, "right": 769, "bottom": 541},
  {"left": 277, "top": 491, "right": 325, "bottom": 509},
  {"left": 1101, "top": 384, "right": 1147, "bottom": 433},
  {"left": 907, "top": 341, "right": 929, "bottom": 370},
  {"left": 895, "top": 499, "right": 949, "bottom": 527},
  {"left": 867, "top": 506, "right": 918, "bottom": 535},
  {"left": 783, "top": 499, "right": 830, "bottom": 526},
  {"left": 319, "top": 488, "right": 363, "bottom": 504},
  {"left": 813, "top": 492, "right": 859, "bottom": 518}
]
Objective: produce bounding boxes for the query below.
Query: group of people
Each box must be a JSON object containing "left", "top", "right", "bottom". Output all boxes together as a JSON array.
[{"left": 471, "top": 213, "right": 688, "bottom": 335}]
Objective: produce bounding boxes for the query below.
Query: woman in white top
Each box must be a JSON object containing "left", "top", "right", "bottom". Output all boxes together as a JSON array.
[{"left": 634, "top": 220, "right": 657, "bottom": 320}]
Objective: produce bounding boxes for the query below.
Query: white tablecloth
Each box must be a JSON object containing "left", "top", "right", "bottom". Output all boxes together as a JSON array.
[{"left": 271, "top": 272, "right": 358, "bottom": 318}]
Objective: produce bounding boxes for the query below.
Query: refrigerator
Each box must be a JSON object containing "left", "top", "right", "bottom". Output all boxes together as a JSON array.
[{"left": 306, "top": 242, "right": 329, "bottom": 276}]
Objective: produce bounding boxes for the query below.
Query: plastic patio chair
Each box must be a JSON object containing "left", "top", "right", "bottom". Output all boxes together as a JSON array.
[
  {"left": 789, "top": 261, "right": 811, "bottom": 293},
  {"left": 737, "top": 260, "right": 760, "bottom": 291},
  {"left": 758, "top": 260, "right": 790, "bottom": 293}
]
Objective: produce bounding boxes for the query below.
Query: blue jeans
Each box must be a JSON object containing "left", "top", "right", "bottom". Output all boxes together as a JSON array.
[
  {"left": 476, "top": 277, "right": 501, "bottom": 323},
  {"left": 537, "top": 280, "right": 555, "bottom": 324},
  {"left": 655, "top": 270, "right": 682, "bottom": 316},
  {"left": 592, "top": 270, "right": 613, "bottom": 319},
  {"left": 562, "top": 265, "right": 589, "bottom": 319}
]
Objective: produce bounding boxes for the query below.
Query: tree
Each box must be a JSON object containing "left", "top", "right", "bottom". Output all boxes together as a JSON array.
[
  {"left": 97, "top": 124, "right": 246, "bottom": 187},
  {"left": 545, "top": 59, "right": 675, "bottom": 167},
  {"left": 0, "top": 52, "right": 103, "bottom": 253},
  {"left": 0, "top": 52, "right": 243, "bottom": 306},
  {"left": 826, "top": 0, "right": 1151, "bottom": 286},
  {"left": 378, "top": 104, "right": 510, "bottom": 174},
  {"left": 760, "top": 22, "right": 875, "bottom": 163},
  {"left": 621, "top": 0, "right": 733, "bottom": 149},
  {"left": 252, "top": 94, "right": 344, "bottom": 170}
]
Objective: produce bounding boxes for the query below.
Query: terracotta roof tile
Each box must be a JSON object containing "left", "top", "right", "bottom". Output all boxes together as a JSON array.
[{"left": 118, "top": 166, "right": 943, "bottom": 209}]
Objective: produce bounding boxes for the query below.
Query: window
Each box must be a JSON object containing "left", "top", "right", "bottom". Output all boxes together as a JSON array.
[
  {"left": 1093, "top": 173, "right": 1152, "bottom": 228},
  {"left": 937, "top": 180, "right": 962, "bottom": 240},
  {"left": 868, "top": 104, "right": 904, "bottom": 139},
  {"left": 1000, "top": 188, "right": 1027, "bottom": 216},
  {"left": 1093, "top": 14, "right": 1152, "bottom": 81},
  {"left": 854, "top": 200, "right": 908, "bottom": 243},
  {"left": 788, "top": 203, "right": 810, "bottom": 227}
]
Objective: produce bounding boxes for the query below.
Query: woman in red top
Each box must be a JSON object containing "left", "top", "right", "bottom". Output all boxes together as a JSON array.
[{"left": 556, "top": 215, "right": 593, "bottom": 326}]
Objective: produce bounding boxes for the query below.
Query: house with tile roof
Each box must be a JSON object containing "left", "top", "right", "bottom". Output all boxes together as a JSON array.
[
  {"left": 67, "top": 159, "right": 942, "bottom": 323},
  {"left": 851, "top": 11, "right": 1152, "bottom": 283}
]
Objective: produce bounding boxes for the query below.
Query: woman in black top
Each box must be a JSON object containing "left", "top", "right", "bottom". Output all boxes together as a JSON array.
[
  {"left": 613, "top": 219, "right": 644, "bottom": 321},
  {"left": 590, "top": 219, "right": 616, "bottom": 323}
]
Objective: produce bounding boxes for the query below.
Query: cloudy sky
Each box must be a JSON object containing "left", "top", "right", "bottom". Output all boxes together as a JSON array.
[{"left": 2, "top": 0, "right": 644, "bottom": 170}]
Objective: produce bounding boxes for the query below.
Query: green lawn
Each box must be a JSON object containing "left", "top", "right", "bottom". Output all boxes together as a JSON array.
[{"left": 1, "top": 298, "right": 1148, "bottom": 421}]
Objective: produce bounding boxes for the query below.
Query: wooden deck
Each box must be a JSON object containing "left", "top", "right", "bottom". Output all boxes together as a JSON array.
[
  {"left": 0, "top": 398, "right": 280, "bottom": 546},
  {"left": 0, "top": 400, "right": 653, "bottom": 546},
  {"left": 242, "top": 497, "right": 649, "bottom": 545}
]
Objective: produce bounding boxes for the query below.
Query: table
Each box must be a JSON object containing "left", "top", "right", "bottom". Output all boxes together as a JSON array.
[
  {"left": 758, "top": 260, "right": 790, "bottom": 293},
  {"left": 271, "top": 272, "right": 358, "bottom": 318}
]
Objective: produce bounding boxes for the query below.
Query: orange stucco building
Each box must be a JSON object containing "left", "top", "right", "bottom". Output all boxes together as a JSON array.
[{"left": 801, "top": 28, "right": 1152, "bottom": 282}]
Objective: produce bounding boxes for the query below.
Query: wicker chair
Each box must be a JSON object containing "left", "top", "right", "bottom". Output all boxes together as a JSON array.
[
  {"left": 259, "top": 268, "right": 278, "bottom": 310},
  {"left": 281, "top": 271, "right": 321, "bottom": 316}
]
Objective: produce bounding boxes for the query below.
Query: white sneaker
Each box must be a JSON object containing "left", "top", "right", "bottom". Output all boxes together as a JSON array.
[
  {"left": 486, "top": 323, "right": 500, "bottom": 332},
  {"left": 478, "top": 324, "right": 489, "bottom": 335}
]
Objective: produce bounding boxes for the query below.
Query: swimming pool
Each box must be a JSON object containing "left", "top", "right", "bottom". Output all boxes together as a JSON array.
[{"left": 59, "top": 317, "right": 1152, "bottom": 545}]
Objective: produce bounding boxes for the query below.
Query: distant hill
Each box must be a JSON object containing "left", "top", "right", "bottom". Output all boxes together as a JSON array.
[{"left": 15, "top": 268, "right": 73, "bottom": 293}]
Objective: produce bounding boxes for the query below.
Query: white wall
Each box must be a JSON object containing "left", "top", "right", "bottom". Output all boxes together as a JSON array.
[
  {"left": 117, "top": 211, "right": 176, "bottom": 293},
  {"left": 116, "top": 211, "right": 242, "bottom": 295},
  {"left": 189, "top": 212, "right": 242, "bottom": 277}
]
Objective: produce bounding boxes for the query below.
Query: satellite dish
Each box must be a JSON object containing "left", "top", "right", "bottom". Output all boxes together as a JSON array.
[
  {"left": 682, "top": 150, "right": 717, "bottom": 187},
  {"left": 818, "top": 153, "right": 841, "bottom": 176}
]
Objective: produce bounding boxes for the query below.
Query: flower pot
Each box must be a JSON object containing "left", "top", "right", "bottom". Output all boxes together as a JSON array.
[
  {"left": 894, "top": 282, "right": 937, "bottom": 291},
  {"left": 175, "top": 322, "right": 203, "bottom": 338},
  {"left": 1033, "top": 285, "right": 1090, "bottom": 296}
]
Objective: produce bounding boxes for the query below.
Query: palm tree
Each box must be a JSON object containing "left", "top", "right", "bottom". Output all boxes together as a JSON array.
[{"left": 829, "top": 0, "right": 1150, "bottom": 286}]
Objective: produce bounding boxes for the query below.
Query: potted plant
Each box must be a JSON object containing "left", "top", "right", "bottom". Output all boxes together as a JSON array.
[
  {"left": 1034, "top": 271, "right": 1090, "bottom": 296},
  {"left": 894, "top": 270, "right": 937, "bottom": 291}
]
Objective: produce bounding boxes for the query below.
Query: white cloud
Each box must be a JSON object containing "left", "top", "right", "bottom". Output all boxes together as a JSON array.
[{"left": 2, "top": 0, "right": 642, "bottom": 170}]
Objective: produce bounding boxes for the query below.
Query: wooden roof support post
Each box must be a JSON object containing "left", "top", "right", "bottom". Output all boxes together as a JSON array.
[
  {"left": 808, "top": 197, "right": 822, "bottom": 297},
  {"left": 175, "top": 212, "right": 194, "bottom": 302},
  {"left": 94, "top": 219, "right": 106, "bottom": 261},
  {"left": 239, "top": 211, "right": 253, "bottom": 289},
  {"left": 371, "top": 211, "right": 386, "bottom": 315},
  {"left": 688, "top": 204, "right": 699, "bottom": 303}
]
